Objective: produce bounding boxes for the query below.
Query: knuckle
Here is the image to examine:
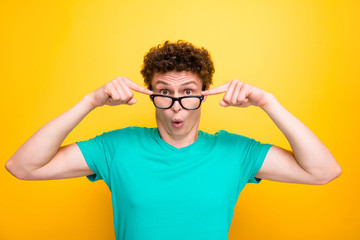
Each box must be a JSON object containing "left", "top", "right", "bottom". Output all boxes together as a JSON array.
[
  {"left": 106, "top": 87, "right": 113, "bottom": 95},
  {"left": 112, "top": 93, "right": 121, "bottom": 100},
  {"left": 123, "top": 77, "right": 131, "bottom": 84},
  {"left": 105, "top": 82, "right": 112, "bottom": 89},
  {"left": 118, "top": 77, "right": 125, "bottom": 83}
]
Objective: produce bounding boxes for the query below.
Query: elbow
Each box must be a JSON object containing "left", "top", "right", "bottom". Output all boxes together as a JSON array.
[
  {"left": 330, "top": 166, "right": 342, "bottom": 182},
  {"left": 320, "top": 165, "right": 342, "bottom": 185},
  {"left": 5, "top": 159, "right": 31, "bottom": 180}
]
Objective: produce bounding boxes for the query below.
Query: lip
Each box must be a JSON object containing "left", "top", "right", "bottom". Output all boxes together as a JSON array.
[{"left": 172, "top": 119, "right": 184, "bottom": 128}]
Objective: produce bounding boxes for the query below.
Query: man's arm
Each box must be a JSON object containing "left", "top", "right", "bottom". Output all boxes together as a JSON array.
[
  {"left": 257, "top": 94, "right": 341, "bottom": 184},
  {"left": 5, "top": 76, "right": 152, "bottom": 180},
  {"left": 5, "top": 96, "right": 95, "bottom": 180},
  {"left": 202, "top": 79, "right": 342, "bottom": 185}
]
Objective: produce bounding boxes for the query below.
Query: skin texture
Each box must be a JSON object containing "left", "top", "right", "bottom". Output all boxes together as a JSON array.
[
  {"left": 6, "top": 70, "right": 341, "bottom": 185},
  {"left": 151, "top": 71, "right": 206, "bottom": 148},
  {"left": 148, "top": 71, "right": 341, "bottom": 184},
  {"left": 90, "top": 76, "right": 153, "bottom": 108},
  {"left": 201, "top": 78, "right": 341, "bottom": 184}
]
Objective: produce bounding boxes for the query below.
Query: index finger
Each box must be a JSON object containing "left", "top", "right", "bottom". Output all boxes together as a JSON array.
[
  {"left": 201, "top": 82, "right": 230, "bottom": 96},
  {"left": 124, "top": 77, "right": 153, "bottom": 95}
]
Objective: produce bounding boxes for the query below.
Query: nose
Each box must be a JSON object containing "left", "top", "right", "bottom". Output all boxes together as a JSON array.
[{"left": 171, "top": 99, "right": 182, "bottom": 112}]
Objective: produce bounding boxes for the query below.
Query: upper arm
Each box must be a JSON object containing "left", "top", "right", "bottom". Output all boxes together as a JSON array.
[
  {"left": 24, "top": 143, "right": 94, "bottom": 180},
  {"left": 255, "top": 145, "right": 326, "bottom": 185}
]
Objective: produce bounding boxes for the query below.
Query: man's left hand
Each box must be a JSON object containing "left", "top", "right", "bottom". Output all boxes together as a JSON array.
[{"left": 201, "top": 79, "right": 273, "bottom": 108}]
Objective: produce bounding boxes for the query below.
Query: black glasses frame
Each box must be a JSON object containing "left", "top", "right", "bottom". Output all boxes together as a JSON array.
[{"left": 150, "top": 94, "right": 204, "bottom": 110}]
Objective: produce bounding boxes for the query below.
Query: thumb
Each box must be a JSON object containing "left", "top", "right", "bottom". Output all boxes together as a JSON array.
[
  {"left": 219, "top": 99, "right": 229, "bottom": 107},
  {"left": 127, "top": 98, "right": 137, "bottom": 105}
]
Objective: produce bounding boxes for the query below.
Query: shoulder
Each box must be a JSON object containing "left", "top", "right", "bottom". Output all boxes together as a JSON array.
[
  {"left": 213, "top": 129, "right": 251, "bottom": 142},
  {"left": 100, "top": 126, "right": 154, "bottom": 141},
  {"left": 203, "top": 129, "right": 266, "bottom": 149},
  {"left": 103, "top": 126, "right": 150, "bottom": 135}
]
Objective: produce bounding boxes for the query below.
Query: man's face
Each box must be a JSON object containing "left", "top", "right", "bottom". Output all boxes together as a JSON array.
[{"left": 151, "top": 71, "right": 205, "bottom": 140}]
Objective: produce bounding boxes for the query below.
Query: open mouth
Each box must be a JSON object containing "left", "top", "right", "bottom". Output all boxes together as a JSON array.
[{"left": 172, "top": 120, "right": 183, "bottom": 128}]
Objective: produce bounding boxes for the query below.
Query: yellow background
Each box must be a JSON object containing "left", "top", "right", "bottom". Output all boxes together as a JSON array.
[{"left": 1, "top": 0, "right": 358, "bottom": 239}]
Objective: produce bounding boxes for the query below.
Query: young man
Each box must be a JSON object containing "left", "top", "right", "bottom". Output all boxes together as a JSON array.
[{"left": 6, "top": 40, "right": 341, "bottom": 240}]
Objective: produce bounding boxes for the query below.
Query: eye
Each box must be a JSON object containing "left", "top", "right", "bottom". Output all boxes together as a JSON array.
[
  {"left": 160, "top": 89, "right": 169, "bottom": 95},
  {"left": 184, "top": 89, "right": 192, "bottom": 95}
]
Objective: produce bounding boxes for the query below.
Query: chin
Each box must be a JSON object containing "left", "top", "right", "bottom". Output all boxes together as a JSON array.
[{"left": 168, "top": 127, "right": 188, "bottom": 138}]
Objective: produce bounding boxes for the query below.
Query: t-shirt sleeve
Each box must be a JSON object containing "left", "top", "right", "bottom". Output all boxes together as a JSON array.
[
  {"left": 244, "top": 138, "right": 272, "bottom": 184},
  {"left": 217, "top": 130, "right": 272, "bottom": 184},
  {"left": 76, "top": 132, "right": 112, "bottom": 184}
]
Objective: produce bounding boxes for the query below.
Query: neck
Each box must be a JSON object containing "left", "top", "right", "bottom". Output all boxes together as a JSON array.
[{"left": 157, "top": 124, "right": 200, "bottom": 149}]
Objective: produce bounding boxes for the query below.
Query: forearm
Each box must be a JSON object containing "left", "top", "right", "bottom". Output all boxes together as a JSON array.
[
  {"left": 261, "top": 93, "right": 341, "bottom": 178},
  {"left": 6, "top": 94, "right": 96, "bottom": 174}
]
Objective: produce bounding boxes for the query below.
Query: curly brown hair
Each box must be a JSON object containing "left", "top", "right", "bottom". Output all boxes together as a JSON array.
[{"left": 140, "top": 40, "right": 215, "bottom": 91}]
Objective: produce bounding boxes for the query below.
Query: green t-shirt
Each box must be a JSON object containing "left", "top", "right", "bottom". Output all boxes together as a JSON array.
[{"left": 76, "top": 126, "right": 272, "bottom": 240}]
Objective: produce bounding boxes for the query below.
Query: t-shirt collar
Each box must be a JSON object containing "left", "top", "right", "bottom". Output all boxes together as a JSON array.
[{"left": 152, "top": 128, "right": 205, "bottom": 152}]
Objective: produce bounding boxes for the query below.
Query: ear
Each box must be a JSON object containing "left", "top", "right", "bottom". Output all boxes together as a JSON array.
[{"left": 203, "top": 95, "right": 208, "bottom": 102}]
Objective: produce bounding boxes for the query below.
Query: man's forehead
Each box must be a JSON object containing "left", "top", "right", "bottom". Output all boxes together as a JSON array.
[{"left": 152, "top": 71, "right": 202, "bottom": 86}]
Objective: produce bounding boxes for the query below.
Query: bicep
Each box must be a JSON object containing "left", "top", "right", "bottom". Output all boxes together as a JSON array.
[
  {"left": 27, "top": 143, "right": 94, "bottom": 180},
  {"left": 255, "top": 145, "right": 321, "bottom": 185}
]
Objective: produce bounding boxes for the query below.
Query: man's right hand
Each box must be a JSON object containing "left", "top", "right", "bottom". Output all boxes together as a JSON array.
[
  {"left": 5, "top": 75, "right": 153, "bottom": 180},
  {"left": 87, "top": 76, "right": 153, "bottom": 108}
]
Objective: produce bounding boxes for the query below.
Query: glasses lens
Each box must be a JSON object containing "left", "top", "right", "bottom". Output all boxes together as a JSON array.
[
  {"left": 153, "top": 96, "right": 173, "bottom": 108},
  {"left": 181, "top": 97, "right": 201, "bottom": 110}
]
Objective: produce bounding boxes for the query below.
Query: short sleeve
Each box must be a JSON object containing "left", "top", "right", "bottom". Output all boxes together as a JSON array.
[
  {"left": 76, "top": 132, "right": 111, "bottom": 184},
  {"left": 245, "top": 139, "right": 272, "bottom": 184}
]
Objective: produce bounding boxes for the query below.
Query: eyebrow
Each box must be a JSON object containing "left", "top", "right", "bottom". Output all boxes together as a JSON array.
[{"left": 154, "top": 80, "right": 198, "bottom": 87}]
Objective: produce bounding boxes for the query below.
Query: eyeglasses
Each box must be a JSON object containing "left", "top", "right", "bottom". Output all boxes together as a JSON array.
[{"left": 150, "top": 94, "right": 204, "bottom": 110}]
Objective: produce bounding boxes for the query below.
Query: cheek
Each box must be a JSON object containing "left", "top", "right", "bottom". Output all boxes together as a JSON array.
[
  {"left": 155, "top": 109, "right": 163, "bottom": 117},
  {"left": 156, "top": 109, "right": 171, "bottom": 120},
  {"left": 187, "top": 109, "right": 201, "bottom": 120}
]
